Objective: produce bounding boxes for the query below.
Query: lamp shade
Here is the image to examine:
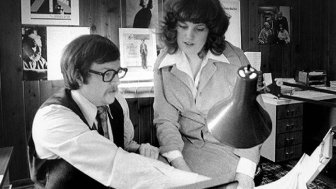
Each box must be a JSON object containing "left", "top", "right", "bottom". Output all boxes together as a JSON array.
[{"left": 206, "top": 65, "right": 272, "bottom": 148}]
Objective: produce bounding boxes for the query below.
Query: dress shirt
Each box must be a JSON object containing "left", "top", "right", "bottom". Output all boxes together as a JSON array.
[
  {"left": 32, "top": 90, "right": 142, "bottom": 186},
  {"left": 160, "top": 50, "right": 257, "bottom": 178}
]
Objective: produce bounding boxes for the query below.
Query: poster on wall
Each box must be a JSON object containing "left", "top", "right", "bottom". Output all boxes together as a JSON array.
[
  {"left": 119, "top": 28, "right": 157, "bottom": 82},
  {"left": 220, "top": 0, "right": 241, "bottom": 48},
  {"left": 21, "top": 0, "right": 79, "bottom": 25},
  {"left": 125, "top": 0, "right": 159, "bottom": 29},
  {"left": 22, "top": 26, "right": 48, "bottom": 81},
  {"left": 47, "top": 27, "right": 90, "bottom": 80}
]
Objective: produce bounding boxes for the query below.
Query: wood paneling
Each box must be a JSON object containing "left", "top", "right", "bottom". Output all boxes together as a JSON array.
[
  {"left": 0, "top": 0, "right": 30, "bottom": 182},
  {"left": 126, "top": 98, "right": 157, "bottom": 146},
  {"left": 327, "top": 0, "right": 336, "bottom": 80},
  {"left": 80, "top": 0, "right": 121, "bottom": 45}
]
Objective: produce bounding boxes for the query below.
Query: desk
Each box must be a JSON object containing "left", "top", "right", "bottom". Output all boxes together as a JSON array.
[
  {"left": 261, "top": 88, "right": 336, "bottom": 162},
  {"left": 0, "top": 147, "right": 13, "bottom": 189},
  {"left": 119, "top": 82, "right": 154, "bottom": 99}
]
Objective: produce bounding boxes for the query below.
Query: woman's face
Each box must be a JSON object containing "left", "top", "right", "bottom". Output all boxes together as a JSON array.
[
  {"left": 176, "top": 21, "right": 209, "bottom": 57},
  {"left": 143, "top": 0, "right": 149, "bottom": 7}
]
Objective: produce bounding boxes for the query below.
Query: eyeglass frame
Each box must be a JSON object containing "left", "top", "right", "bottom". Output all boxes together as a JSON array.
[{"left": 88, "top": 67, "right": 128, "bottom": 82}]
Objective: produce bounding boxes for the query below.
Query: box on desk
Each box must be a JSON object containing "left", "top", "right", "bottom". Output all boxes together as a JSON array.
[{"left": 297, "top": 71, "right": 327, "bottom": 87}]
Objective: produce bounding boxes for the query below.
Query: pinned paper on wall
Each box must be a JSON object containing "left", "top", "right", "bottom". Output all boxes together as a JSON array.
[
  {"left": 220, "top": 0, "right": 241, "bottom": 48},
  {"left": 244, "top": 52, "right": 261, "bottom": 71},
  {"left": 47, "top": 27, "right": 90, "bottom": 80}
]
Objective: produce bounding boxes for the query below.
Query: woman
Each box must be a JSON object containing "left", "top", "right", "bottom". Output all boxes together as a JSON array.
[
  {"left": 153, "top": 0, "right": 262, "bottom": 188},
  {"left": 133, "top": 0, "right": 153, "bottom": 28}
]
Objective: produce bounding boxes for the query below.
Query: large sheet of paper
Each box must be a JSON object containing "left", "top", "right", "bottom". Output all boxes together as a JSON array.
[
  {"left": 47, "top": 27, "right": 90, "bottom": 80},
  {"left": 244, "top": 52, "right": 261, "bottom": 71},
  {"left": 220, "top": 0, "right": 241, "bottom": 48}
]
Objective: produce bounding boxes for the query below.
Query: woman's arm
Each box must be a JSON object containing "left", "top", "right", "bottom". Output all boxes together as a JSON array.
[{"left": 153, "top": 56, "right": 188, "bottom": 169}]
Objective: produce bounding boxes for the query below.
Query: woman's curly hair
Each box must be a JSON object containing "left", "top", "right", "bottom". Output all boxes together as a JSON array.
[{"left": 160, "top": 0, "right": 230, "bottom": 56}]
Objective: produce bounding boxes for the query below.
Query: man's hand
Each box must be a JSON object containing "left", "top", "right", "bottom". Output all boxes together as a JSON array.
[
  {"left": 170, "top": 157, "right": 192, "bottom": 172},
  {"left": 138, "top": 143, "right": 159, "bottom": 159},
  {"left": 235, "top": 173, "right": 255, "bottom": 189}
]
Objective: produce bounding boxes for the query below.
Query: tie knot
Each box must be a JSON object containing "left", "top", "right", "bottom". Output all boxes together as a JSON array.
[{"left": 97, "top": 106, "right": 108, "bottom": 114}]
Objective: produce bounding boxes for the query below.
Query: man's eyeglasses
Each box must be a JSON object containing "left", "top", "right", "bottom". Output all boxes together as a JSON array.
[{"left": 88, "top": 67, "right": 128, "bottom": 82}]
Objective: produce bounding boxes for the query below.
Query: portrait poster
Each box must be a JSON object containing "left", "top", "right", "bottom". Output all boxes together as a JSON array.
[
  {"left": 21, "top": 0, "right": 79, "bottom": 25},
  {"left": 22, "top": 26, "right": 48, "bottom": 81},
  {"left": 47, "top": 27, "right": 90, "bottom": 80},
  {"left": 220, "top": 0, "right": 241, "bottom": 48},
  {"left": 125, "top": 0, "right": 159, "bottom": 29},
  {"left": 119, "top": 28, "right": 157, "bottom": 82}
]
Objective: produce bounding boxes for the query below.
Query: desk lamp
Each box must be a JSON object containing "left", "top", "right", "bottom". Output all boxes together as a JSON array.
[{"left": 207, "top": 65, "right": 272, "bottom": 148}]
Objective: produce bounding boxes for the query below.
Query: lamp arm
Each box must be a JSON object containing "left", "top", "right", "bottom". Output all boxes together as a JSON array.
[
  {"left": 278, "top": 93, "right": 336, "bottom": 108},
  {"left": 268, "top": 81, "right": 336, "bottom": 107},
  {"left": 282, "top": 82, "right": 336, "bottom": 95}
]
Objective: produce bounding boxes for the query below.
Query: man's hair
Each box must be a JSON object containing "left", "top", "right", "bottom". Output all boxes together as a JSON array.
[
  {"left": 22, "top": 37, "right": 37, "bottom": 59},
  {"left": 140, "top": 0, "right": 153, "bottom": 9},
  {"left": 160, "top": 0, "right": 230, "bottom": 56},
  {"left": 61, "top": 34, "right": 120, "bottom": 90}
]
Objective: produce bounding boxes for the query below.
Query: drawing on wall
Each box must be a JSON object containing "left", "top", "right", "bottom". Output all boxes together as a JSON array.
[
  {"left": 119, "top": 28, "right": 157, "bottom": 82},
  {"left": 125, "top": 0, "right": 159, "bottom": 29},
  {"left": 21, "top": 0, "right": 79, "bottom": 25},
  {"left": 258, "top": 6, "right": 290, "bottom": 45},
  {"left": 22, "top": 26, "right": 48, "bottom": 81}
]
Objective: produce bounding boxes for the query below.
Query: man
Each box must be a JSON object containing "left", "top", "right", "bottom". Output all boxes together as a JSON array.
[
  {"left": 140, "top": 39, "right": 148, "bottom": 69},
  {"left": 258, "top": 21, "right": 273, "bottom": 44},
  {"left": 29, "top": 34, "right": 208, "bottom": 188}
]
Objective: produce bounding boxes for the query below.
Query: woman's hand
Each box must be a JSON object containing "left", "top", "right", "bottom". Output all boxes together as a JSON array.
[
  {"left": 235, "top": 173, "right": 255, "bottom": 189},
  {"left": 170, "top": 157, "right": 192, "bottom": 172},
  {"left": 138, "top": 143, "right": 159, "bottom": 159}
]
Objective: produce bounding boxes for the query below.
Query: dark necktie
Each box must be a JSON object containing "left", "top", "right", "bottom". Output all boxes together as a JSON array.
[{"left": 96, "top": 106, "right": 110, "bottom": 139}]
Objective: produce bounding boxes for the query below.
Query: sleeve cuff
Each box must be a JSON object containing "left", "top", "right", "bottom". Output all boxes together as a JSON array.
[
  {"left": 236, "top": 157, "right": 257, "bottom": 178},
  {"left": 162, "top": 150, "right": 182, "bottom": 163}
]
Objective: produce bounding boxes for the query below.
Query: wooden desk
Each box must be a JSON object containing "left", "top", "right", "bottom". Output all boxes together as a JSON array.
[
  {"left": 261, "top": 88, "right": 336, "bottom": 162},
  {"left": 0, "top": 147, "right": 13, "bottom": 189}
]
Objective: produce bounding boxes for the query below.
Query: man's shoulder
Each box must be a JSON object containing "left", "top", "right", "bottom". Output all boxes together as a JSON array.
[{"left": 41, "top": 88, "right": 73, "bottom": 108}]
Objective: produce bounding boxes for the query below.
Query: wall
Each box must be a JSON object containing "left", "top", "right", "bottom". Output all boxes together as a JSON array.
[
  {"left": 327, "top": 0, "right": 336, "bottom": 81},
  {"left": 0, "top": 0, "right": 335, "bottom": 185}
]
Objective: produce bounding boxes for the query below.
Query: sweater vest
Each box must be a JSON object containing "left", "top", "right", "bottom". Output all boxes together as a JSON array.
[{"left": 28, "top": 88, "right": 124, "bottom": 189}]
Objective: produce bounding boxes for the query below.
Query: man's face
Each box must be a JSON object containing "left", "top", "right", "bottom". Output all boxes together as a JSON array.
[{"left": 79, "top": 61, "right": 120, "bottom": 106}]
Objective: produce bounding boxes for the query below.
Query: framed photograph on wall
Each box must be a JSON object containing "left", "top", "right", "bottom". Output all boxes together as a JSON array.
[
  {"left": 22, "top": 26, "right": 48, "bottom": 81},
  {"left": 21, "top": 0, "right": 79, "bottom": 25},
  {"left": 257, "top": 6, "right": 290, "bottom": 45},
  {"left": 119, "top": 28, "right": 157, "bottom": 82}
]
